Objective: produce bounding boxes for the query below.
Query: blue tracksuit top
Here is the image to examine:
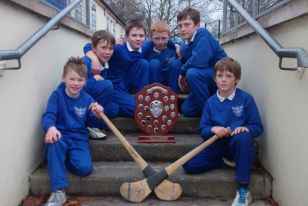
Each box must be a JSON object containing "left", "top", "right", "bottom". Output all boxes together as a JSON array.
[
  {"left": 200, "top": 88, "right": 263, "bottom": 140},
  {"left": 180, "top": 28, "right": 227, "bottom": 76},
  {"left": 84, "top": 42, "right": 153, "bottom": 84},
  {"left": 146, "top": 45, "right": 177, "bottom": 71},
  {"left": 41, "top": 83, "right": 97, "bottom": 140},
  {"left": 82, "top": 55, "right": 109, "bottom": 80}
]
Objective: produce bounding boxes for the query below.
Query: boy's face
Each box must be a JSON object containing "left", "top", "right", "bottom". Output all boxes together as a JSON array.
[
  {"left": 125, "top": 27, "right": 146, "bottom": 51},
  {"left": 177, "top": 17, "right": 200, "bottom": 41},
  {"left": 151, "top": 31, "right": 170, "bottom": 51},
  {"left": 93, "top": 40, "right": 114, "bottom": 64},
  {"left": 62, "top": 68, "right": 86, "bottom": 98},
  {"left": 214, "top": 70, "right": 239, "bottom": 96}
]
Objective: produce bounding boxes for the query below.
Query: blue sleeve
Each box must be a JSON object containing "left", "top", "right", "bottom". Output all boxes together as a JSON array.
[
  {"left": 244, "top": 96, "right": 264, "bottom": 138},
  {"left": 82, "top": 56, "right": 97, "bottom": 89},
  {"left": 83, "top": 43, "right": 92, "bottom": 54},
  {"left": 180, "top": 29, "right": 223, "bottom": 76},
  {"left": 142, "top": 39, "right": 154, "bottom": 57},
  {"left": 199, "top": 102, "right": 214, "bottom": 140},
  {"left": 85, "top": 97, "right": 105, "bottom": 128},
  {"left": 41, "top": 92, "right": 58, "bottom": 132}
]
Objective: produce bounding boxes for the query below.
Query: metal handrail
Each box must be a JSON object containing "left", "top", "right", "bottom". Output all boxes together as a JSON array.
[
  {"left": 226, "top": 0, "right": 308, "bottom": 71},
  {"left": 0, "top": 0, "right": 82, "bottom": 70}
]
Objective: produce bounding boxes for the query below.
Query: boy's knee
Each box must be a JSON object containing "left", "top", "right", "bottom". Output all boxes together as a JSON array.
[
  {"left": 185, "top": 69, "right": 198, "bottom": 82},
  {"left": 233, "top": 132, "right": 253, "bottom": 146},
  {"left": 149, "top": 59, "right": 161, "bottom": 71},
  {"left": 168, "top": 59, "right": 181, "bottom": 70},
  {"left": 75, "top": 163, "right": 93, "bottom": 176},
  {"left": 137, "top": 59, "right": 149, "bottom": 67}
]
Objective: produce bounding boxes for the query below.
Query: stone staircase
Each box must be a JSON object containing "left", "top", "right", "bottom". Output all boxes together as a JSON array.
[{"left": 29, "top": 114, "right": 272, "bottom": 205}]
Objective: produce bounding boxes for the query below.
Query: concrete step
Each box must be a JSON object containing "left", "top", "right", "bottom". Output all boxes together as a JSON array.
[
  {"left": 89, "top": 133, "right": 259, "bottom": 162},
  {"left": 37, "top": 196, "right": 270, "bottom": 206},
  {"left": 110, "top": 116, "right": 200, "bottom": 134},
  {"left": 90, "top": 133, "right": 201, "bottom": 161},
  {"left": 30, "top": 161, "right": 271, "bottom": 199}
]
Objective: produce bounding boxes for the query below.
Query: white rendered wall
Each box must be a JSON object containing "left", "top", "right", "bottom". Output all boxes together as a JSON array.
[
  {"left": 222, "top": 15, "right": 308, "bottom": 206},
  {"left": 0, "top": 2, "right": 90, "bottom": 205}
]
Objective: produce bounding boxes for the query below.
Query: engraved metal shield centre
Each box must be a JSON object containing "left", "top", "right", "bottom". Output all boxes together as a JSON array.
[{"left": 150, "top": 100, "right": 163, "bottom": 117}]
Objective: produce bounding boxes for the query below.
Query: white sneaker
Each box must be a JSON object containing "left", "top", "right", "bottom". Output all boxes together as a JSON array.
[
  {"left": 44, "top": 190, "right": 67, "bottom": 206},
  {"left": 222, "top": 157, "right": 236, "bottom": 168},
  {"left": 231, "top": 188, "right": 252, "bottom": 206},
  {"left": 88, "top": 127, "right": 107, "bottom": 140}
]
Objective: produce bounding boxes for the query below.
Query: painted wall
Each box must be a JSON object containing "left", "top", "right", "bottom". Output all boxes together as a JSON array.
[
  {"left": 0, "top": 2, "right": 90, "bottom": 205},
  {"left": 222, "top": 15, "right": 308, "bottom": 206}
]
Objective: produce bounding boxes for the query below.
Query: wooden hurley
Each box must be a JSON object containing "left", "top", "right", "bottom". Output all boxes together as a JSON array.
[
  {"left": 96, "top": 111, "right": 182, "bottom": 201},
  {"left": 120, "top": 128, "right": 232, "bottom": 203}
]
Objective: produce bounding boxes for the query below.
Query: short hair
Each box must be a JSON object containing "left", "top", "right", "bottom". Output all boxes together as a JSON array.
[
  {"left": 63, "top": 57, "right": 87, "bottom": 78},
  {"left": 150, "top": 20, "right": 170, "bottom": 34},
  {"left": 91, "top": 30, "right": 115, "bottom": 47},
  {"left": 177, "top": 7, "right": 200, "bottom": 24},
  {"left": 125, "top": 18, "right": 146, "bottom": 36},
  {"left": 214, "top": 57, "right": 241, "bottom": 80}
]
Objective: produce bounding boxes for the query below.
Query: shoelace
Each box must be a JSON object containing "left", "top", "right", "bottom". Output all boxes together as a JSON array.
[{"left": 238, "top": 188, "right": 248, "bottom": 204}]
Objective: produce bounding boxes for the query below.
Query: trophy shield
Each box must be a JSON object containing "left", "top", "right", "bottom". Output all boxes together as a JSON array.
[{"left": 134, "top": 83, "right": 178, "bottom": 143}]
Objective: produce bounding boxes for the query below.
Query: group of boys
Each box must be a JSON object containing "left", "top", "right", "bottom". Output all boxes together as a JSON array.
[{"left": 42, "top": 7, "right": 263, "bottom": 206}]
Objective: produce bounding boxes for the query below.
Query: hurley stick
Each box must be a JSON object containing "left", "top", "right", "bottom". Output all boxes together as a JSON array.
[
  {"left": 120, "top": 128, "right": 232, "bottom": 203},
  {"left": 96, "top": 111, "right": 182, "bottom": 201}
]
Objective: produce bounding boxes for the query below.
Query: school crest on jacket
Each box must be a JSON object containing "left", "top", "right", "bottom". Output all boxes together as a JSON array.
[{"left": 232, "top": 105, "right": 243, "bottom": 117}]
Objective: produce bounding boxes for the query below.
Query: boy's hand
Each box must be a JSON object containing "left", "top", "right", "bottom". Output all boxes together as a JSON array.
[
  {"left": 86, "top": 50, "right": 101, "bottom": 75},
  {"left": 45, "top": 126, "right": 61, "bottom": 144},
  {"left": 211, "top": 126, "right": 231, "bottom": 138},
  {"left": 175, "top": 44, "right": 182, "bottom": 60},
  {"left": 233, "top": 127, "right": 249, "bottom": 135},
  {"left": 93, "top": 74, "right": 104, "bottom": 81},
  {"left": 178, "top": 75, "right": 187, "bottom": 91},
  {"left": 91, "top": 102, "right": 104, "bottom": 118}
]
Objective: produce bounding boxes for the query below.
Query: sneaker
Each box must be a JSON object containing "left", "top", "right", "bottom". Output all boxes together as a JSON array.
[
  {"left": 231, "top": 188, "right": 252, "bottom": 206},
  {"left": 44, "top": 190, "right": 67, "bottom": 206},
  {"left": 222, "top": 157, "right": 236, "bottom": 168},
  {"left": 88, "top": 127, "right": 107, "bottom": 140}
]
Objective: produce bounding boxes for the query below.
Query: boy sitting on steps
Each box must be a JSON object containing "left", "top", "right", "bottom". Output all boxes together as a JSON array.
[
  {"left": 42, "top": 57, "right": 104, "bottom": 206},
  {"left": 183, "top": 57, "right": 263, "bottom": 206}
]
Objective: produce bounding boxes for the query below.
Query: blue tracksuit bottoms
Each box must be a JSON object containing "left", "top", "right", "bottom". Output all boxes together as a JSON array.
[
  {"left": 45, "top": 136, "right": 93, "bottom": 192},
  {"left": 181, "top": 68, "right": 217, "bottom": 117},
  {"left": 183, "top": 132, "right": 254, "bottom": 184},
  {"left": 148, "top": 58, "right": 181, "bottom": 93},
  {"left": 124, "top": 59, "right": 149, "bottom": 93},
  {"left": 84, "top": 79, "right": 119, "bottom": 119}
]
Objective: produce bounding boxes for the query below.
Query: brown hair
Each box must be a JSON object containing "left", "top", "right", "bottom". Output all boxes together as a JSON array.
[
  {"left": 125, "top": 18, "right": 146, "bottom": 35},
  {"left": 214, "top": 57, "right": 241, "bottom": 80},
  {"left": 177, "top": 7, "right": 200, "bottom": 24},
  {"left": 91, "top": 30, "right": 115, "bottom": 47},
  {"left": 63, "top": 57, "right": 87, "bottom": 78},
  {"left": 150, "top": 20, "right": 170, "bottom": 34}
]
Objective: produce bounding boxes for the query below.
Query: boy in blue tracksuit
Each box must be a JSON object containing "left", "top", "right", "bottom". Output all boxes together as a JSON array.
[
  {"left": 83, "top": 30, "right": 119, "bottom": 139},
  {"left": 84, "top": 19, "right": 150, "bottom": 117},
  {"left": 183, "top": 57, "right": 263, "bottom": 206},
  {"left": 42, "top": 57, "right": 104, "bottom": 206},
  {"left": 177, "top": 7, "right": 227, "bottom": 117},
  {"left": 146, "top": 20, "right": 181, "bottom": 93}
]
